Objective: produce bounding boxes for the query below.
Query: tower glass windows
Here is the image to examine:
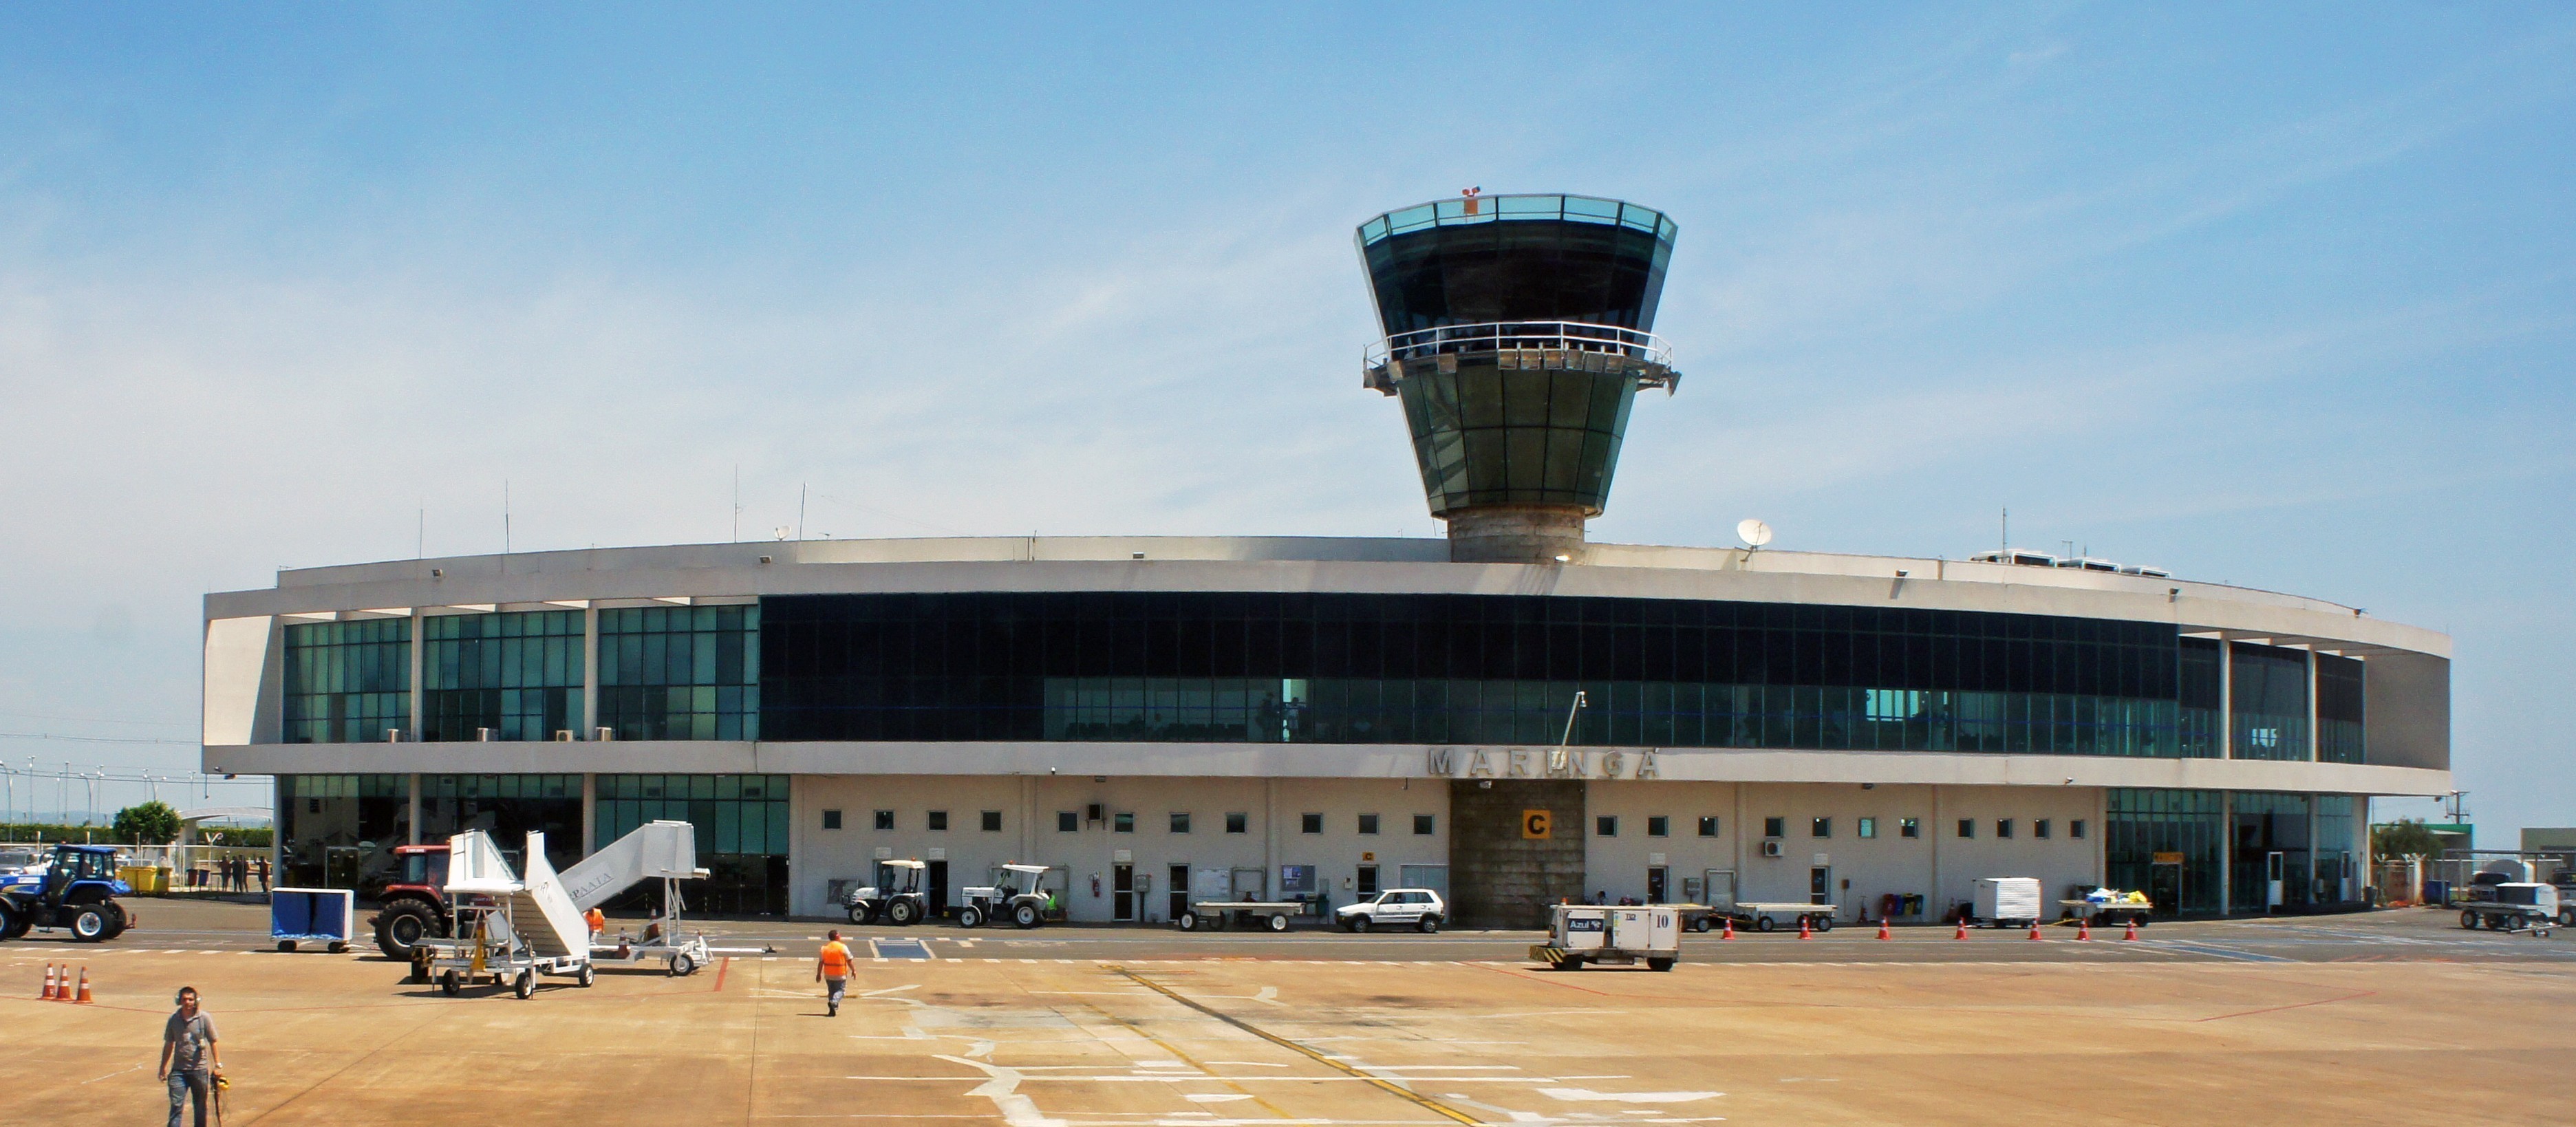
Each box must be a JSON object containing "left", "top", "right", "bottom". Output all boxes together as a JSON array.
[
  {"left": 283, "top": 619, "right": 411, "bottom": 744},
  {"left": 599, "top": 605, "right": 760, "bottom": 740},
  {"left": 2229, "top": 643, "right": 2310, "bottom": 761},
  {"left": 422, "top": 611, "right": 583, "bottom": 742}
]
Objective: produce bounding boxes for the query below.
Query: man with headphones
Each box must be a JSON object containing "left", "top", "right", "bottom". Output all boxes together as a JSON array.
[{"left": 158, "top": 985, "right": 223, "bottom": 1127}]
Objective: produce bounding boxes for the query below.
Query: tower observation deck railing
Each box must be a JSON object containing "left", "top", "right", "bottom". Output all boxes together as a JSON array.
[{"left": 1362, "top": 320, "right": 1678, "bottom": 395}]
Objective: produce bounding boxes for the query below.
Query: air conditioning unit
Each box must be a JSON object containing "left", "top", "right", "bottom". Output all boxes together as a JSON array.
[
  {"left": 553, "top": 729, "right": 575, "bottom": 742},
  {"left": 1759, "top": 839, "right": 1785, "bottom": 859}
]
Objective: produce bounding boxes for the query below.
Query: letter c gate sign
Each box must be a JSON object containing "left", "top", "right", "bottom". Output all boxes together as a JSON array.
[{"left": 1521, "top": 809, "right": 1552, "bottom": 839}]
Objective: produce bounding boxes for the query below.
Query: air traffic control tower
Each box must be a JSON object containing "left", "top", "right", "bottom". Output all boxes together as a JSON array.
[{"left": 1358, "top": 193, "right": 1680, "bottom": 564}]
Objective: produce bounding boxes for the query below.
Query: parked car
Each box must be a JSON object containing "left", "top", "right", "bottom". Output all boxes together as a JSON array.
[{"left": 1335, "top": 888, "right": 1446, "bottom": 933}]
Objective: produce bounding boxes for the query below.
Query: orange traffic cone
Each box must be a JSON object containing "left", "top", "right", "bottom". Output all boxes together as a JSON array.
[
  {"left": 1797, "top": 916, "right": 1812, "bottom": 940},
  {"left": 2076, "top": 919, "right": 2092, "bottom": 941},
  {"left": 1877, "top": 917, "right": 1892, "bottom": 941},
  {"left": 1721, "top": 916, "right": 1735, "bottom": 940},
  {"left": 2027, "top": 920, "right": 2043, "bottom": 941},
  {"left": 2123, "top": 919, "right": 2139, "bottom": 941},
  {"left": 1954, "top": 919, "right": 1968, "bottom": 940},
  {"left": 39, "top": 963, "right": 57, "bottom": 1000},
  {"left": 73, "top": 967, "right": 93, "bottom": 1005}
]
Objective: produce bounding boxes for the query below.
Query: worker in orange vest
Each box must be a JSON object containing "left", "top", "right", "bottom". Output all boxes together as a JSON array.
[
  {"left": 583, "top": 907, "right": 607, "bottom": 940},
  {"left": 815, "top": 930, "right": 854, "bottom": 1016}
]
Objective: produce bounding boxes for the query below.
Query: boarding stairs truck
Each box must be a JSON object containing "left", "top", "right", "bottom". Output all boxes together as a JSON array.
[{"left": 418, "top": 819, "right": 753, "bottom": 997}]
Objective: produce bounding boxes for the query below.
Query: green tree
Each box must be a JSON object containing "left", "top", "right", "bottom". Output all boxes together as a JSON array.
[
  {"left": 2372, "top": 819, "right": 2440, "bottom": 861},
  {"left": 113, "top": 800, "right": 182, "bottom": 846}
]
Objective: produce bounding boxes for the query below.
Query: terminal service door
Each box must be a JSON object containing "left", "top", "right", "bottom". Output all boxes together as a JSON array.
[
  {"left": 1113, "top": 863, "right": 1135, "bottom": 922},
  {"left": 1810, "top": 866, "right": 1833, "bottom": 905},
  {"left": 1703, "top": 869, "right": 1738, "bottom": 910},
  {"left": 1646, "top": 866, "right": 1668, "bottom": 904},
  {"left": 1168, "top": 863, "right": 1190, "bottom": 920},
  {"left": 2149, "top": 858, "right": 2184, "bottom": 918},
  {"left": 928, "top": 861, "right": 949, "bottom": 919},
  {"left": 2265, "top": 852, "right": 2284, "bottom": 911},
  {"left": 1357, "top": 864, "right": 1380, "bottom": 897}
]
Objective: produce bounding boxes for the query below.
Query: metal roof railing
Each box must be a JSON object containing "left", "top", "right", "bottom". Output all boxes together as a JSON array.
[
  {"left": 1362, "top": 321, "right": 1679, "bottom": 395},
  {"left": 1355, "top": 193, "right": 1677, "bottom": 246}
]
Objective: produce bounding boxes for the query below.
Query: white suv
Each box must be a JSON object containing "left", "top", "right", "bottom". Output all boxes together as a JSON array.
[{"left": 1337, "top": 888, "right": 1447, "bottom": 933}]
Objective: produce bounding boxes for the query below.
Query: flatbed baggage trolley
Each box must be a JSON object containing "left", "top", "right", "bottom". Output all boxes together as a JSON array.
[{"left": 1174, "top": 900, "right": 1303, "bottom": 931}]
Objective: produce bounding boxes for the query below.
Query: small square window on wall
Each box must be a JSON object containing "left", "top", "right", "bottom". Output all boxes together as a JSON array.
[
  {"left": 927, "top": 811, "right": 949, "bottom": 832},
  {"left": 1857, "top": 817, "right": 1876, "bottom": 839},
  {"left": 1763, "top": 817, "right": 1785, "bottom": 839},
  {"left": 981, "top": 811, "right": 1002, "bottom": 833},
  {"left": 874, "top": 810, "right": 895, "bottom": 831},
  {"left": 1995, "top": 819, "right": 2014, "bottom": 839},
  {"left": 1357, "top": 814, "right": 1380, "bottom": 835},
  {"left": 1900, "top": 818, "right": 1920, "bottom": 839},
  {"left": 1057, "top": 811, "right": 1079, "bottom": 833},
  {"left": 2070, "top": 819, "right": 2087, "bottom": 840},
  {"left": 1225, "top": 812, "right": 1248, "bottom": 834},
  {"left": 1300, "top": 813, "right": 1323, "bottom": 834},
  {"left": 1812, "top": 817, "right": 1832, "bottom": 839},
  {"left": 1646, "top": 815, "right": 1669, "bottom": 837},
  {"left": 1596, "top": 815, "right": 1619, "bottom": 837},
  {"left": 822, "top": 809, "right": 843, "bottom": 830},
  {"left": 1698, "top": 817, "right": 1720, "bottom": 837},
  {"left": 1113, "top": 812, "right": 1135, "bottom": 833},
  {"left": 1170, "top": 812, "right": 1191, "bottom": 834},
  {"left": 1957, "top": 819, "right": 1975, "bottom": 839},
  {"left": 2034, "top": 819, "right": 2051, "bottom": 840},
  {"left": 1413, "top": 814, "right": 1435, "bottom": 835}
]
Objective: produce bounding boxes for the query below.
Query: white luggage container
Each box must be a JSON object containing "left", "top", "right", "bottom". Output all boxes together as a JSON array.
[
  {"left": 1530, "top": 904, "right": 1680, "bottom": 972},
  {"left": 1973, "top": 877, "right": 2043, "bottom": 927}
]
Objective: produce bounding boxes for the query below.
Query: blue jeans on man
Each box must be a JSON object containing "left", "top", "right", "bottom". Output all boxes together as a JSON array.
[{"left": 168, "top": 1069, "right": 211, "bottom": 1127}]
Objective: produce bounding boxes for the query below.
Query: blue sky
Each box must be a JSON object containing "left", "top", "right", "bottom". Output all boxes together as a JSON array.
[{"left": 1, "top": 6, "right": 2568, "bottom": 837}]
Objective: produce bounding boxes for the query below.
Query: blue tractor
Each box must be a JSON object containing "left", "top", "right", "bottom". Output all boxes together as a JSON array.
[{"left": 0, "top": 844, "right": 133, "bottom": 942}]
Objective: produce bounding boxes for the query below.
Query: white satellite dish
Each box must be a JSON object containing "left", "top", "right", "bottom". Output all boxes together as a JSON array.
[{"left": 1736, "top": 519, "right": 1774, "bottom": 549}]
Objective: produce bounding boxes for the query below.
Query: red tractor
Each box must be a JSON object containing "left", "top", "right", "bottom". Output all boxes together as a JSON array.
[{"left": 369, "top": 844, "right": 453, "bottom": 960}]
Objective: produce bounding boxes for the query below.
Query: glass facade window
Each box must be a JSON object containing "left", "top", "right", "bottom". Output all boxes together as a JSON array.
[
  {"left": 823, "top": 809, "right": 842, "bottom": 830},
  {"left": 981, "top": 811, "right": 1002, "bottom": 832},
  {"left": 1170, "top": 812, "right": 1191, "bottom": 834},
  {"left": 2178, "top": 638, "right": 2222, "bottom": 759},
  {"left": 1357, "top": 813, "right": 1380, "bottom": 835},
  {"left": 1356, "top": 195, "right": 1676, "bottom": 334},
  {"left": 2314, "top": 795, "right": 2359, "bottom": 903},
  {"left": 874, "top": 810, "right": 894, "bottom": 830},
  {"left": 1811, "top": 817, "right": 1831, "bottom": 839},
  {"left": 599, "top": 605, "right": 758, "bottom": 741},
  {"left": 1301, "top": 813, "right": 1322, "bottom": 834},
  {"left": 1763, "top": 817, "right": 1785, "bottom": 838},
  {"left": 1113, "top": 812, "right": 1133, "bottom": 833},
  {"left": 2317, "top": 654, "right": 2365, "bottom": 764},
  {"left": 759, "top": 593, "right": 2188, "bottom": 756},
  {"left": 418, "top": 773, "right": 582, "bottom": 874},
  {"left": 2229, "top": 643, "right": 2310, "bottom": 761},
  {"left": 2231, "top": 791, "right": 2312, "bottom": 912},
  {"left": 1397, "top": 361, "right": 1638, "bottom": 515},
  {"left": 2105, "top": 788, "right": 2223, "bottom": 914},
  {"left": 276, "top": 774, "right": 409, "bottom": 890},
  {"left": 422, "top": 611, "right": 583, "bottom": 742},
  {"left": 1900, "top": 818, "right": 1919, "bottom": 838},
  {"left": 927, "top": 811, "right": 949, "bottom": 831},
  {"left": 1058, "top": 811, "right": 1078, "bottom": 833},
  {"left": 596, "top": 774, "right": 789, "bottom": 914},
  {"left": 283, "top": 620, "right": 411, "bottom": 744}
]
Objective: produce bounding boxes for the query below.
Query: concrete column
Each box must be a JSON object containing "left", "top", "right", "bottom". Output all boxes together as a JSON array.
[
  {"left": 2304, "top": 649, "right": 2319, "bottom": 763},
  {"left": 1263, "top": 778, "right": 1277, "bottom": 888},
  {"left": 581, "top": 773, "right": 597, "bottom": 854},
  {"left": 2218, "top": 790, "right": 2233, "bottom": 915},
  {"left": 581, "top": 607, "right": 601, "bottom": 736},
  {"left": 408, "top": 611, "right": 425, "bottom": 740},
  {"left": 406, "top": 773, "right": 420, "bottom": 846},
  {"left": 1929, "top": 785, "right": 1942, "bottom": 912},
  {"left": 2218, "top": 641, "right": 2233, "bottom": 760},
  {"left": 1019, "top": 775, "right": 1035, "bottom": 864}
]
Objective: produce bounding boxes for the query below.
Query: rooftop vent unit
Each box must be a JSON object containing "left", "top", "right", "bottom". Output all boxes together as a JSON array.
[{"left": 1969, "top": 549, "right": 2060, "bottom": 568}]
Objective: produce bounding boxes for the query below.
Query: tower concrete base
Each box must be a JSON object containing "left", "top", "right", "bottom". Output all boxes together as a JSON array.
[{"left": 1443, "top": 506, "right": 1589, "bottom": 564}]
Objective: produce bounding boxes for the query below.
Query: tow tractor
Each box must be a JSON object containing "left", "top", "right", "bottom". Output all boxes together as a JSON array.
[
  {"left": 0, "top": 844, "right": 133, "bottom": 943},
  {"left": 841, "top": 859, "right": 931, "bottom": 925},
  {"left": 369, "top": 843, "right": 453, "bottom": 960},
  {"left": 956, "top": 863, "right": 1062, "bottom": 929}
]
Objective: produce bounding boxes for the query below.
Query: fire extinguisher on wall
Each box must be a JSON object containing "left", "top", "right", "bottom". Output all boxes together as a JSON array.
[{"left": 1090, "top": 874, "right": 1102, "bottom": 898}]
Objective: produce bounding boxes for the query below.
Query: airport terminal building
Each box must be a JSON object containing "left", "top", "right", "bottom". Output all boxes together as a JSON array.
[{"left": 201, "top": 194, "right": 2452, "bottom": 926}]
